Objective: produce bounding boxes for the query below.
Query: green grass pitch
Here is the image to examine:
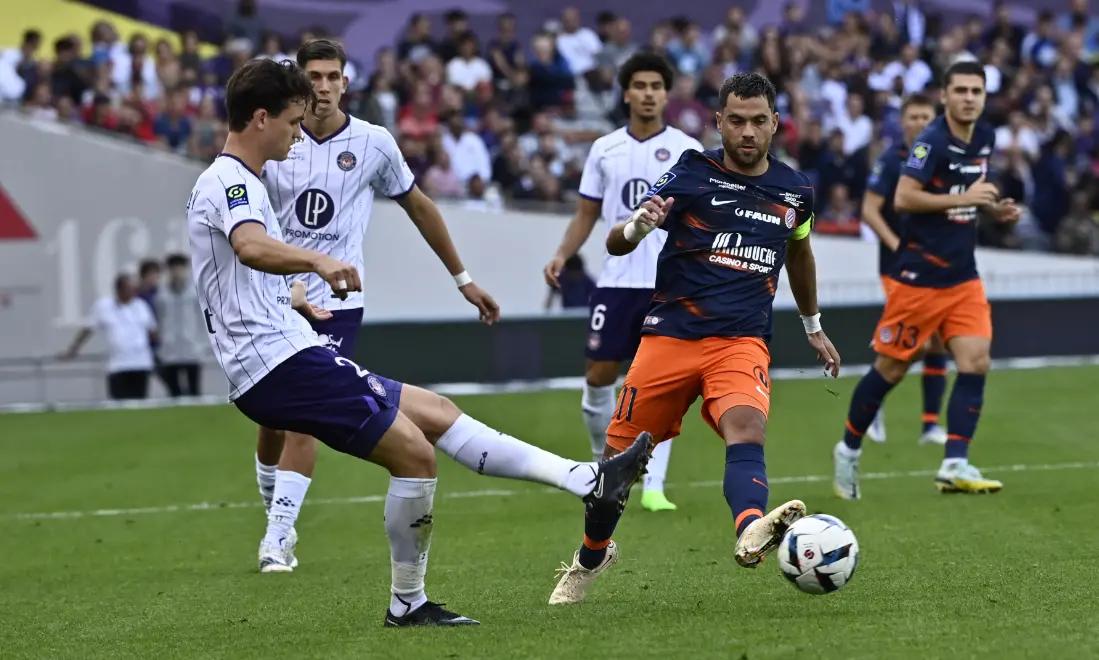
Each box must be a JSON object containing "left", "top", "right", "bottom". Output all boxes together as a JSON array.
[{"left": 2, "top": 366, "right": 1097, "bottom": 659}]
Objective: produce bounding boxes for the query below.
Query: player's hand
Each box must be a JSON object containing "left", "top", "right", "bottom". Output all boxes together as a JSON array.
[
  {"left": 460, "top": 282, "right": 501, "bottom": 325},
  {"left": 961, "top": 174, "right": 1000, "bottom": 208},
  {"left": 543, "top": 255, "right": 566, "bottom": 289},
  {"left": 807, "top": 330, "right": 841, "bottom": 378},
  {"left": 991, "top": 197, "right": 1022, "bottom": 224},
  {"left": 290, "top": 280, "right": 333, "bottom": 321},
  {"left": 314, "top": 255, "right": 360, "bottom": 300},
  {"left": 636, "top": 195, "right": 675, "bottom": 230}
]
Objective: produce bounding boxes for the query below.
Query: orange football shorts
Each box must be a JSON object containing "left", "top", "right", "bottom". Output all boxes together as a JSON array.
[{"left": 873, "top": 278, "right": 991, "bottom": 361}]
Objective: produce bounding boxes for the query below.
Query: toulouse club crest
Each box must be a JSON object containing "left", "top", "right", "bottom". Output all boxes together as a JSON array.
[{"left": 336, "top": 151, "right": 357, "bottom": 171}]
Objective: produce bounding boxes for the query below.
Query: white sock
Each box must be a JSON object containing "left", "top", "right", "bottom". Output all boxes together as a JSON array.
[
  {"left": 835, "top": 441, "right": 862, "bottom": 458},
  {"left": 255, "top": 454, "right": 277, "bottom": 510},
  {"left": 436, "top": 414, "right": 598, "bottom": 498},
  {"left": 262, "top": 470, "right": 311, "bottom": 547},
  {"left": 581, "top": 383, "right": 615, "bottom": 461},
  {"left": 643, "top": 440, "right": 672, "bottom": 492},
  {"left": 386, "top": 477, "right": 435, "bottom": 616}
]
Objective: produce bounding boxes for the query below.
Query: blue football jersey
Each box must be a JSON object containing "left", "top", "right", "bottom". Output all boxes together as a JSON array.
[
  {"left": 890, "top": 116, "right": 996, "bottom": 287},
  {"left": 866, "top": 142, "right": 906, "bottom": 276},
  {"left": 638, "top": 148, "right": 815, "bottom": 342}
]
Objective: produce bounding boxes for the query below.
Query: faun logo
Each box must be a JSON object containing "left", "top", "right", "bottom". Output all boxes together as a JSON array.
[{"left": 734, "top": 207, "right": 782, "bottom": 225}]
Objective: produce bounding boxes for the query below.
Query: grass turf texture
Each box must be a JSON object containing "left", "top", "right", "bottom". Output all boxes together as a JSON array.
[{"left": 2, "top": 366, "right": 1097, "bottom": 659}]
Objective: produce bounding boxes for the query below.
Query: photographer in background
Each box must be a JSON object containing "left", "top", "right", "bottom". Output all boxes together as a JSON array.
[{"left": 154, "top": 254, "right": 206, "bottom": 397}]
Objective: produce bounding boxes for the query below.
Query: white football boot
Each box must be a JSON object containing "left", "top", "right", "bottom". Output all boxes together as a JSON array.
[
  {"left": 734, "top": 500, "right": 806, "bottom": 567},
  {"left": 258, "top": 527, "right": 299, "bottom": 573},
  {"left": 865, "top": 410, "right": 886, "bottom": 443},
  {"left": 918, "top": 424, "right": 948, "bottom": 446},
  {"left": 548, "top": 541, "right": 619, "bottom": 604},
  {"left": 935, "top": 460, "right": 1003, "bottom": 494},
  {"left": 832, "top": 441, "right": 861, "bottom": 500}
]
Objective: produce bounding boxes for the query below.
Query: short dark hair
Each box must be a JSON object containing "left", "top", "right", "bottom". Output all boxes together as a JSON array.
[
  {"left": 901, "top": 92, "right": 935, "bottom": 112},
  {"left": 139, "top": 259, "right": 162, "bottom": 277},
  {"left": 297, "top": 38, "right": 347, "bottom": 68},
  {"left": 22, "top": 29, "right": 41, "bottom": 46},
  {"left": 166, "top": 254, "right": 189, "bottom": 268},
  {"left": 445, "top": 9, "right": 468, "bottom": 23},
  {"left": 718, "top": 72, "right": 777, "bottom": 111},
  {"left": 617, "top": 52, "right": 674, "bottom": 91},
  {"left": 942, "top": 59, "right": 986, "bottom": 87},
  {"left": 225, "top": 58, "right": 314, "bottom": 132}
]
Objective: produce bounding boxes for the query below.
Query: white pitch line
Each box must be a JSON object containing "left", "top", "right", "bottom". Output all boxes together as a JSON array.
[{"left": 10, "top": 460, "right": 1098, "bottom": 522}]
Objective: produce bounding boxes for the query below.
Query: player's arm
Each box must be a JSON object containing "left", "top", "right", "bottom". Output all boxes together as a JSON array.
[
  {"left": 230, "top": 222, "right": 360, "bottom": 299},
  {"left": 606, "top": 195, "right": 675, "bottom": 256},
  {"left": 786, "top": 230, "right": 841, "bottom": 378},
  {"left": 60, "top": 328, "right": 92, "bottom": 360},
  {"left": 861, "top": 190, "right": 900, "bottom": 252},
  {"left": 395, "top": 186, "right": 500, "bottom": 325},
  {"left": 894, "top": 174, "right": 999, "bottom": 214},
  {"left": 544, "top": 197, "right": 600, "bottom": 288}
]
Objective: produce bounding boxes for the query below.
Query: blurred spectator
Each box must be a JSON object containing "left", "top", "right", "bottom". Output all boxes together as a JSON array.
[
  {"left": 90, "top": 20, "right": 120, "bottom": 69},
  {"left": 446, "top": 32, "right": 492, "bottom": 92},
  {"left": 112, "top": 33, "right": 159, "bottom": 100},
  {"left": 0, "top": 29, "right": 41, "bottom": 102},
  {"left": 24, "top": 81, "right": 57, "bottom": 121},
  {"left": 398, "top": 14, "right": 436, "bottom": 63},
  {"left": 60, "top": 273, "right": 157, "bottom": 401},
  {"left": 423, "top": 148, "right": 465, "bottom": 199},
  {"left": 816, "top": 183, "right": 861, "bottom": 235},
  {"left": 556, "top": 7, "right": 602, "bottom": 77},
  {"left": 137, "top": 259, "right": 162, "bottom": 309},
  {"left": 188, "top": 95, "right": 223, "bottom": 161},
  {"left": 665, "top": 73, "right": 709, "bottom": 140},
  {"left": 397, "top": 82, "right": 439, "bottom": 142},
  {"left": 50, "top": 36, "right": 89, "bottom": 106},
  {"left": 154, "top": 87, "right": 193, "bottom": 152},
  {"left": 178, "top": 30, "right": 203, "bottom": 85},
  {"left": 893, "top": 0, "right": 927, "bottom": 46},
  {"left": 488, "top": 12, "right": 524, "bottom": 86},
  {"left": 712, "top": 7, "right": 758, "bottom": 63},
  {"left": 874, "top": 43, "right": 932, "bottom": 95},
  {"left": 440, "top": 111, "right": 492, "bottom": 184},
  {"left": 439, "top": 9, "right": 471, "bottom": 62},
  {"left": 255, "top": 31, "right": 289, "bottom": 63},
  {"left": 1032, "top": 130, "right": 1074, "bottom": 235},
  {"left": 1022, "top": 11, "right": 1059, "bottom": 69},
  {"left": 984, "top": 2, "right": 1024, "bottom": 53},
  {"left": 544, "top": 254, "right": 595, "bottom": 310},
  {"left": 827, "top": 93, "right": 873, "bottom": 156},
  {"left": 995, "top": 110, "right": 1040, "bottom": 162},
  {"left": 155, "top": 254, "right": 205, "bottom": 397},
  {"left": 667, "top": 19, "right": 709, "bottom": 76},
  {"left": 1054, "top": 188, "right": 1099, "bottom": 255},
  {"left": 528, "top": 33, "right": 574, "bottom": 109},
  {"left": 226, "top": 0, "right": 265, "bottom": 49},
  {"left": 596, "top": 17, "right": 637, "bottom": 73}
]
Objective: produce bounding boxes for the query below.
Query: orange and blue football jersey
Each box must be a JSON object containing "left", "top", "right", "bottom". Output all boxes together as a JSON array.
[
  {"left": 638, "top": 148, "right": 815, "bottom": 342},
  {"left": 891, "top": 116, "right": 996, "bottom": 288}
]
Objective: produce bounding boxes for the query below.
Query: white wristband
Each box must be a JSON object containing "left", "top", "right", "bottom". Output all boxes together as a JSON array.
[
  {"left": 800, "top": 312, "right": 822, "bottom": 334},
  {"left": 622, "top": 208, "right": 654, "bottom": 244},
  {"left": 453, "top": 270, "right": 473, "bottom": 287}
]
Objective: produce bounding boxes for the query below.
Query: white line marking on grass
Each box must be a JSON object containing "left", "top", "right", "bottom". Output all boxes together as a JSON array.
[{"left": 10, "top": 461, "right": 1098, "bottom": 522}]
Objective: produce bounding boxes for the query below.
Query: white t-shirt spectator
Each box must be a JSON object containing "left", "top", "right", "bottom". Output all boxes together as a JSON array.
[
  {"left": 441, "top": 129, "right": 493, "bottom": 183},
  {"left": 87, "top": 297, "right": 156, "bottom": 373},
  {"left": 556, "top": 27, "right": 601, "bottom": 75},
  {"left": 0, "top": 49, "right": 27, "bottom": 102},
  {"left": 876, "top": 59, "right": 932, "bottom": 94},
  {"left": 826, "top": 112, "right": 873, "bottom": 155},
  {"left": 994, "top": 125, "right": 1040, "bottom": 161},
  {"left": 446, "top": 56, "right": 492, "bottom": 92}
]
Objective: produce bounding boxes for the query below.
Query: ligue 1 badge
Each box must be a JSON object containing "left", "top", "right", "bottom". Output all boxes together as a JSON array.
[{"left": 337, "top": 151, "right": 357, "bottom": 171}]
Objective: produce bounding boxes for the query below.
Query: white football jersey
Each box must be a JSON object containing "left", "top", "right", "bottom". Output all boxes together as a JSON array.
[
  {"left": 262, "top": 115, "right": 415, "bottom": 310},
  {"left": 578, "top": 126, "right": 703, "bottom": 288},
  {"left": 186, "top": 154, "right": 320, "bottom": 400}
]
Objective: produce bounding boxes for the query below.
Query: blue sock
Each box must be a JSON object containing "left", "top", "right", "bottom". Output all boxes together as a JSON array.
[
  {"left": 577, "top": 504, "right": 623, "bottom": 570},
  {"left": 921, "top": 353, "right": 948, "bottom": 432},
  {"left": 843, "top": 368, "right": 897, "bottom": 450},
  {"left": 724, "top": 443, "right": 768, "bottom": 537},
  {"left": 945, "top": 372, "right": 985, "bottom": 460}
]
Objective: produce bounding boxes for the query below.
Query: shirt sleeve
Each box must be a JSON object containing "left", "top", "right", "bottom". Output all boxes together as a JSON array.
[
  {"left": 641, "top": 151, "right": 697, "bottom": 232},
  {"left": 900, "top": 131, "right": 941, "bottom": 185},
  {"left": 789, "top": 172, "right": 816, "bottom": 241},
  {"left": 577, "top": 141, "right": 604, "bottom": 201},
  {"left": 370, "top": 128, "right": 417, "bottom": 199},
  {"left": 200, "top": 168, "right": 269, "bottom": 238},
  {"left": 866, "top": 150, "right": 899, "bottom": 197}
]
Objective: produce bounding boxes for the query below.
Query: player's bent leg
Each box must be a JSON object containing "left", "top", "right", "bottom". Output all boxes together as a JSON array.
[
  {"left": 397, "top": 384, "right": 602, "bottom": 498},
  {"left": 255, "top": 426, "right": 284, "bottom": 510},
  {"left": 641, "top": 439, "right": 677, "bottom": 512},
  {"left": 258, "top": 432, "right": 318, "bottom": 572},
  {"left": 919, "top": 333, "right": 950, "bottom": 446},
  {"left": 834, "top": 354, "right": 910, "bottom": 501},
  {"left": 936, "top": 336, "right": 1001, "bottom": 494},
  {"left": 582, "top": 360, "right": 620, "bottom": 461}
]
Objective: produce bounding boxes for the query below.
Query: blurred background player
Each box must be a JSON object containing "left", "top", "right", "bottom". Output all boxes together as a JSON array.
[
  {"left": 543, "top": 53, "right": 702, "bottom": 512},
  {"left": 859, "top": 93, "right": 949, "bottom": 447},
  {"left": 190, "top": 58, "right": 649, "bottom": 625},
  {"left": 154, "top": 254, "right": 206, "bottom": 397},
  {"left": 833, "top": 60, "right": 1021, "bottom": 500},
  {"left": 60, "top": 272, "right": 158, "bottom": 400},
  {"left": 550, "top": 73, "right": 842, "bottom": 605},
  {"left": 252, "top": 39, "right": 499, "bottom": 565}
]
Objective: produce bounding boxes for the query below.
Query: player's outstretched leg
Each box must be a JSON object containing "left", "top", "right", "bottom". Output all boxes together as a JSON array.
[
  {"left": 373, "top": 414, "right": 478, "bottom": 627},
  {"left": 918, "top": 343, "right": 949, "bottom": 446},
  {"left": 833, "top": 358, "right": 906, "bottom": 500},
  {"left": 255, "top": 427, "right": 284, "bottom": 510},
  {"left": 549, "top": 432, "right": 652, "bottom": 605},
  {"left": 641, "top": 439, "right": 677, "bottom": 511},
  {"left": 258, "top": 432, "right": 316, "bottom": 573},
  {"left": 935, "top": 337, "right": 1001, "bottom": 494}
]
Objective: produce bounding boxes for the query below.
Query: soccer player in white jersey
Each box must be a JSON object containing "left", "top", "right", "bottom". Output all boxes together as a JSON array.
[
  {"left": 544, "top": 53, "right": 702, "bottom": 512},
  {"left": 188, "top": 58, "right": 650, "bottom": 625},
  {"left": 251, "top": 39, "right": 500, "bottom": 571}
]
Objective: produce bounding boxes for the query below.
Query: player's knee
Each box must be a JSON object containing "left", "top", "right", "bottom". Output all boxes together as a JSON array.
[
  {"left": 873, "top": 355, "right": 909, "bottom": 383},
  {"left": 422, "top": 393, "right": 462, "bottom": 441},
  {"left": 585, "top": 361, "right": 619, "bottom": 387},
  {"left": 718, "top": 407, "right": 767, "bottom": 446},
  {"left": 963, "top": 353, "right": 991, "bottom": 375},
  {"left": 394, "top": 434, "right": 437, "bottom": 478}
]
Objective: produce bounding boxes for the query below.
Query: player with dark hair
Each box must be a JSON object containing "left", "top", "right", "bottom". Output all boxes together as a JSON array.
[
  {"left": 188, "top": 57, "right": 650, "bottom": 626},
  {"left": 544, "top": 52, "right": 701, "bottom": 512},
  {"left": 833, "top": 60, "right": 1020, "bottom": 499},
  {"left": 857, "top": 93, "right": 951, "bottom": 449},
  {"left": 549, "top": 72, "right": 842, "bottom": 604}
]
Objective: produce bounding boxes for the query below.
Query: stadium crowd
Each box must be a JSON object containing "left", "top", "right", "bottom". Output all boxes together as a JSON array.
[{"left": 3, "top": 1, "right": 1099, "bottom": 254}]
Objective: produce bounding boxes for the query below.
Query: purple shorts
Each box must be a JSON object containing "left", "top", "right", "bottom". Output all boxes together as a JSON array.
[
  {"left": 234, "top": 346, "right": 403, "bottom": 459},
  {"left": 310, "top": 308, "right": 363, "bottom": 358},
  {"left": 585, "top": 287, "right": 654, "bottom": 362}
]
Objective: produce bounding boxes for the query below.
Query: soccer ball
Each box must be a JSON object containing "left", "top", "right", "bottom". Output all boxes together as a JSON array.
[{"left": 777, "top": 514, "right": 859, "bottom": 594}]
